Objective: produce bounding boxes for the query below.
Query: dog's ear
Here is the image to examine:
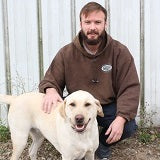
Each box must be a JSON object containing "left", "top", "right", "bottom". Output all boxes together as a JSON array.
[
  {"left": 59, "top": 100, "right": 66, "bottom": 119},
  {"left": 95, "top": 99, "right": 104, "bottom": 117}
]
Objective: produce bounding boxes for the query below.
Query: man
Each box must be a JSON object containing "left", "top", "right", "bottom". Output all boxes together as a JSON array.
[{"left": 39, "top": 2, "right": 140, "bottom": 160}]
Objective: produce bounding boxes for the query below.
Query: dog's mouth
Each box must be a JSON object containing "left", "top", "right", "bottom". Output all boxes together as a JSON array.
[{"left": 72, "top": 118, "right": 91, "bottom": 133}]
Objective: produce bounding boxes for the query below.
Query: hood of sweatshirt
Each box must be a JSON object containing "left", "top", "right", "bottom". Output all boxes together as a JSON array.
[{"left": 73, "top": 31, "right": 112, "bottom": 58}]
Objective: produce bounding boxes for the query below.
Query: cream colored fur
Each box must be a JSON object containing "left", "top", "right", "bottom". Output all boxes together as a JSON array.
[{"left": 0, "top": 90, "right": 104, "bottom": 160}]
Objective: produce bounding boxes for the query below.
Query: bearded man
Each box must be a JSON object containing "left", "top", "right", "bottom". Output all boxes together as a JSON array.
[{"left": 39, "top": 2, "right": 140, "bottom": 160}]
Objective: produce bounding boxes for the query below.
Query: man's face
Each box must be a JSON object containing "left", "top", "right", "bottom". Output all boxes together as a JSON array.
[{"left": 80, "top": 11, "right": 106, "bottom": 45}]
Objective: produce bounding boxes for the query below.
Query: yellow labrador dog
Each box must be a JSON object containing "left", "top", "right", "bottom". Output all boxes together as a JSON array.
[{"left": 0, "top": 90, "right": 104, "bottom": 160}]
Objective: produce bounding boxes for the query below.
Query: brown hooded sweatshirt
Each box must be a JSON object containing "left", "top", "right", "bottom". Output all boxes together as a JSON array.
[{"left": 39, "top": 32, "right": 140, "bottom": 121}]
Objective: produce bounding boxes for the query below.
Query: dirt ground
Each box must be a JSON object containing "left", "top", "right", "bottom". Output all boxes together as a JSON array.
[{"left": 0, "top": 130, "right": 160, "bottom": 160}]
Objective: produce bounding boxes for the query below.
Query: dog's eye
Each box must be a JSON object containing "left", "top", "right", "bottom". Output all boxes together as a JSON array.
[
  {"left": 70, "top": 102, "right": 76, "bottom": 107},
  {"left": 85, "top": 103, "right": 91, "bottom": 107}
]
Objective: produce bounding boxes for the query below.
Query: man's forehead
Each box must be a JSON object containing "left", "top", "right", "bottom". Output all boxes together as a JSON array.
[{"left": 81, "top": 11, "right": 105, "bottom": 20}]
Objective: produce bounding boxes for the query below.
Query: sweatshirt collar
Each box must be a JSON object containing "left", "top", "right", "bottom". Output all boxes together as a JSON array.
[
  {"left": 73, "top": 31, "right": 111, "bottom": 58},
  {"left": 82, "top": 41, "right": 98, "bottom": 55}
]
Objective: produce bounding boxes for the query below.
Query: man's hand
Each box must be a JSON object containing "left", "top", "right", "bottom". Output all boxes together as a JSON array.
[
  {"left": 42, "top": 88, "right": 63, "bottom": 114},
  {"left": 105, "top": 116, "right": 126, "bottom": 144}
]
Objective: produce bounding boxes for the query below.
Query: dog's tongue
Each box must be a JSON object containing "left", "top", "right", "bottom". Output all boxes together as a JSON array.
[{"left": 75, "top": 124, "right": 85, "bottom": 131}]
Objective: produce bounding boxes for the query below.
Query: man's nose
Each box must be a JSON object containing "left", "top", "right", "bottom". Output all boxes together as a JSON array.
[{"left": 89, "top": 23, "right": 96, "bottom": 30}]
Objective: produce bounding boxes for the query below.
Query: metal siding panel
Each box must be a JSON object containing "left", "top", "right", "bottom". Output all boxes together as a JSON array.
[
  {"left": 144, "top": 0, "right": 160, "bottom": 126},
  {"left": 0, "top": 0, "right": 8, "bottom": 126},
  {"left": 107, "top": 0, "right": 141, "bottom": 123},
  {"left": 37, "top": 0, "right": 44, "bottom": 81},
  {"left": 2, "top": 0, "right": 11, "bottom": 95},
  {"left": 0, "top": 1, "right": 6, "bottom": 94},
  {"left": 7, "top": 0, "right": 39, "bottom": 94},
  {"left": 139, "top": 0, "right": 145, "bottom": 126},
  {"left": 105, "top": 0, "right": 111, "bottom": 34},
  {"left": 71, "top": 0, "right": 76, "bottom": 39},
  {"left": 41, "top": 0, "right": 72, "bottom": 72},
  {"left": 110, "top": 0, "right": 140, "bottom": 74}
]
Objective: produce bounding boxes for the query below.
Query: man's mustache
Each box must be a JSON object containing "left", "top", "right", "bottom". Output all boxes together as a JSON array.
[{"left": 87, "top": 30, "right": 99, "bottom": 35}]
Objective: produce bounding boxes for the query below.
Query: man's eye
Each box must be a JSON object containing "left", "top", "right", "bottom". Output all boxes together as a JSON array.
[
  {"left": 70, "top": 103, "right": 76, "bottom": 107},
  {"left": 85, "top": 21, "right": 90, "bottom": 24},
  {"left": 95, "top": 21, "right": 101, "bottom": 24}
]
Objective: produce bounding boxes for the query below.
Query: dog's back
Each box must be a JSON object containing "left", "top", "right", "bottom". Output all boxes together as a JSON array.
[{"left": 0, "top": 94, "right": 17, "bottom": 104}]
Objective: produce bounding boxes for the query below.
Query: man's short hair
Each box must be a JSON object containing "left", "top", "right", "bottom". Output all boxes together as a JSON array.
[{"left": 80, "top": 2, "right": 107, "bottom": 22}]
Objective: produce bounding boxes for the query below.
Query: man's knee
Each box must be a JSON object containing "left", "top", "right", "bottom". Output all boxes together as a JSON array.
[
  {"left": 99, "top": 119, "right": 137, "bottom": 146},
  {"left": 122, "top": 119, "right": 137, "bottom": 139}
]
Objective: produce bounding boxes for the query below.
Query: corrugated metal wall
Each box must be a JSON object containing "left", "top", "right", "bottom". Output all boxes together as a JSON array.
[{"left": 0, "top": 0, "right": 160, "bottom": 126}]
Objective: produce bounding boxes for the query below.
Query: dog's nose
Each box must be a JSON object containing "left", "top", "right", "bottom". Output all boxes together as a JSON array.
[{"left": 75, "top": 114, "right": 84, "bottom": 124}]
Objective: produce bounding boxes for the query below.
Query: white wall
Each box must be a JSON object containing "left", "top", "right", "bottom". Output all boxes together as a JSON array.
[
  {"left": 144, "top": 0, "right": 160, "bottom": 126},
  {"left": 0, "top": 0, "right": 160, "bottom": 126}
]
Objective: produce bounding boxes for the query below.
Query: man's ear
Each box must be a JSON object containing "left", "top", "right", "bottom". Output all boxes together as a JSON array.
[
  {"left": 80, "top": 21, "right": 82, "bottom": 29},
  {"left": 95, "top": 99, "right": 104, "bottom": 117},
  {"left": 105, "top": 21, "right": 107, "bottom": 29},
  {"left": 59, "top": 100, "right": 66, "bottom": 119}
]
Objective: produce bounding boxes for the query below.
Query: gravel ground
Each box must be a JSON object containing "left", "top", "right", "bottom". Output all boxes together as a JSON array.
[{"left": 0, "top": 130, "right": 160, "bottom": 160}]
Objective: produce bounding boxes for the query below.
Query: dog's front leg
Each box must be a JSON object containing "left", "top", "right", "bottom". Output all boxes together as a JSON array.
[
  {"left": 61, "top": 156, "right": 72, "bottom": 160},
  {"left": 84, "top": 151, "right": 95, "bottom": 160}
]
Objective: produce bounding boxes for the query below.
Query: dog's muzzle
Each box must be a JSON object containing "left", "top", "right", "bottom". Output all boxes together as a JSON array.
[{"left": 72, "top": 114, "right": 91, "bottom": 133}]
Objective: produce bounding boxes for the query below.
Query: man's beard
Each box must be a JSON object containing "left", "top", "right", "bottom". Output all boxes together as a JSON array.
[{"left": 81, "top": 29, "right": 105, "bottom": 45}]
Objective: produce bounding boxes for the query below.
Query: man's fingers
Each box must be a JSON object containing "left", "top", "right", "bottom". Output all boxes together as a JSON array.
[
  {"left": 105, "top": 126, "right": 111, "bottom": 135},
  {"left": 105, "top": 126, "right": 112, "bottom": 143},
  {"left": 44, "top": 102, "right": 50, "bottom": 113},
  {"left": 42, "top": 100, "right": 48, "bottom": 111},
  {"left": 42, "top": 98, "right": 53, "bottom": 113},
  {"left": 106, "top": 131, "right": 114, "bottom": 143},
  {"left": 106, "top": 132, "right": 122, "bottom": 144},
  {"left": 106, "top": 133, "right": 117, "bottom": 144},
  {"left": 111, "top": 135, "right": 121, "bottom": 144},
  {"left": 46, "top": 101, "right": 55, "bottom": 114},
  {"left": 41, "top": 90, "right": 63, "bottom": 114},
  {"left": 58, "top": 97, "right": 63, "bottom": 102}
]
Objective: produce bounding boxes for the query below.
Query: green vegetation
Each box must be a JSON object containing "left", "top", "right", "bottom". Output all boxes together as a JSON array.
[
  {"left": 0, "top": 124, "right": 10, "bottom": 142},
  {"left": 137, "top": 127, "right": 160, "bottom": 144}
]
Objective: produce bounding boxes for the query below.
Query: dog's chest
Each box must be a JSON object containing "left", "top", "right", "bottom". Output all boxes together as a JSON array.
[
  {"left": 59, "top": 134, "right": 96, "bottom": 159},
  {"left": 71, "top": 137, "right": 96, "bottom": 158},
  {"left": 71, "top": 144, "right": 91, "bottom": 159},
  {"left": 73, "top": 149, "right": 86, "bottom": 159}
]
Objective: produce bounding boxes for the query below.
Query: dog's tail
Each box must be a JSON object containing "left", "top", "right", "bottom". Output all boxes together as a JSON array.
[{"left": 0, "top": 94, "right": 17, "bottom": 105}]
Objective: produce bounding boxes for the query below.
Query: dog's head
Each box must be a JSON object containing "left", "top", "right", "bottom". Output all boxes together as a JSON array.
[{"left": 59, "top": 90, "right": 104, "bottom": 133}]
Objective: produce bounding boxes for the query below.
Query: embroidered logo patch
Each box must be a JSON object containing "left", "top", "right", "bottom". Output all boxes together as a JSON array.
[{"left": 101, "top": 64, "right": 112, "bottom": 72}]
